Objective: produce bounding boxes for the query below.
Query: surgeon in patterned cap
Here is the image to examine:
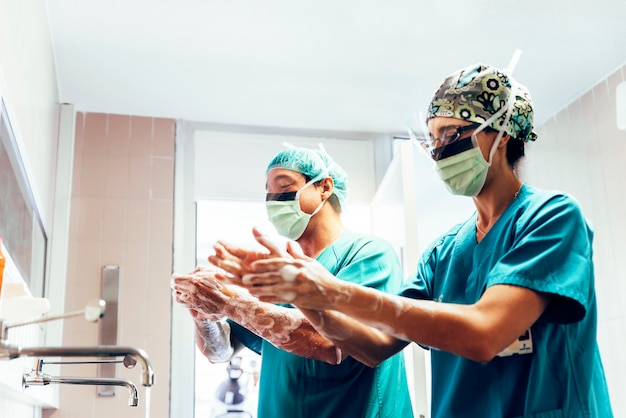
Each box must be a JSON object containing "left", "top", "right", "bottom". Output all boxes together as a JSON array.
[
  {"left": 213, "top": 62, "right": 614, "bottom": 418},
  {"left": 395, "top": 63, "right": 614, "bottom": 417}
]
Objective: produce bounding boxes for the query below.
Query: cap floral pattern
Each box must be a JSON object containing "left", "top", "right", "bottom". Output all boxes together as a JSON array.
[{"left": 427, "top": 63, "right": 537, "bottom": 142}]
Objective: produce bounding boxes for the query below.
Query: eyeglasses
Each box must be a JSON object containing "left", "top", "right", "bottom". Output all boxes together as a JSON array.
[
  {"left": 413, "top": 122, "right": 483, "bottom": 161},
  {"left": 431, "top": 123, "right": 482, "bottom": 147}
]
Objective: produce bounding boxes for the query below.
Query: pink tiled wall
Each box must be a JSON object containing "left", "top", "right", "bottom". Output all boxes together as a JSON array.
[
  {"left": 44, "top": 112, "right": 175, "bottom": 418},
  {"left": 523, "top": 64, "right": 626, "bottom": 417}
]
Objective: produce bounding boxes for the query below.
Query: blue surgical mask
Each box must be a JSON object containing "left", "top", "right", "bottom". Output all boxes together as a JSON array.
[{"left": 265, "top": 176, "right": 325, "bottom": 240}]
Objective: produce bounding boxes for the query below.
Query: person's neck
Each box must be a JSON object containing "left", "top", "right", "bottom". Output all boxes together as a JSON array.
[
  {"left": 474, "top": 170, "right": 522, "bottom": 230},
  {"left": 297, "top": 217, "right": 345, "bottom": 258}
]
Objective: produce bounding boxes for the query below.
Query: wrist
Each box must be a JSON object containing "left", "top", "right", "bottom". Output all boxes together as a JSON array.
[
  {"left": 194, "top": 312, "right": 226, "bottom": 323},
  {"left": 197, "top": 318, "right": 234, "bottom": 363}
]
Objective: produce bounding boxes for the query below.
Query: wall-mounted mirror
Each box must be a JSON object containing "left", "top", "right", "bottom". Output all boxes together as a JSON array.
[{"left": 0, "top": 99, "right": 48, "bottom": 297}]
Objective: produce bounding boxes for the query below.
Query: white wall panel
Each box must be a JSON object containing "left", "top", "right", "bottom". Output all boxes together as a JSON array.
[
  {"left": 0, "top": 0, "right": 59, "bottom": 416},
  {"left": 193, "top": 131, "right": 375, "bottom": 205}
]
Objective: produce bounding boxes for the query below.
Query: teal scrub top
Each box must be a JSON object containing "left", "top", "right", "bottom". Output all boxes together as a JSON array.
[
  {"left": 401, "top": 184, "right": 613, "bottom": 418},
  {"left": 231, "top": 231, "right": 414, "bottom": 418}
]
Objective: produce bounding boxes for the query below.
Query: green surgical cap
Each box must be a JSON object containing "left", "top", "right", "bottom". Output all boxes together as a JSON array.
[
  {"left": 427, "top": 63, "right": 537, "bottom": 142},
  {"left": 266, "top": 147, "right": 348, "bottom": 207}
]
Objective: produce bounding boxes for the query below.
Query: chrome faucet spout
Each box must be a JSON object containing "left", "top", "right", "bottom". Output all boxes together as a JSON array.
[
  {"left": 23, "top": 372, "right": 139, "bottom": 407},
  {"left": 17, "top": 345, "right": 154, "bottom": 387}
]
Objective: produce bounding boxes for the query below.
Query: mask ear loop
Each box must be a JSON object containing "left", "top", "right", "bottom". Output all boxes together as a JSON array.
[
  {"left": 464, "top": 101, "right": 513, "bottom": 166},
  {"left": 484, "top": 91, "right": 516, "bottom": 165},
  {"left": 480, "top": 48, "right": 523, "bottom": 165},
  {"left": 316, "top": 143, "right": 336, "bottom": 204}
]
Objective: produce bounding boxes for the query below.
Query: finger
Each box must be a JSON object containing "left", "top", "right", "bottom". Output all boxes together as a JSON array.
[
  {"left": 252, "top": 227, "right": 289, "bottom": 257},
  {"left": 211, "top": 243, "right": 245, "bottom": 275},
  {"left": 286, "top": 241, "right": 306, "bottom": 259},
  {"left": 212, "top": 241, "right": 237, "bottom": 261},
  {"left": 208, "top": 254, "right": 243, "bottom": 277},
  {"left": 249, "top": 257, "right": 296, "bottom": 273},
  {"left": 195, "top": 278, "right": 238, "bottom": 297},
  {"left": 170, "top": 273, "right": 194, "bottom": 289},
  {"left": 171, "top": 277, "right": 197, "bottom": 293},
  {"left": 193, "top": 265, "right": 218, "bottom": 274},
  {"left": 215, "top": 270, "right": 244, "bottom": 286},
  {"left": 241, "top": 271, "right": 286, "bottom": 287},
  {"left": 172, "top": 283, "right": 195, "bottom": 295},
  {"left": 242, "top": 264, "right": 300, "bottom": 292},
  {"left": 258, "top": 295, "right": 289, "bottom": 304},
  {"left": 249, "top": 284, "right": 297, "bottom": 303},
  {"left": 215, "top": 240, "right": 263, "bottom": 261},
  {"left": 174, "top": 293, "right": 187, "bottom": 304},
  {"left": 190, "top": 267, "right": 220, "bottom": 280},
  {"left": 192, "top": 273, "right": 224, "bottom": 290},
  {"left": 174, "top": 292, "right": 193, "bottom": 306}
]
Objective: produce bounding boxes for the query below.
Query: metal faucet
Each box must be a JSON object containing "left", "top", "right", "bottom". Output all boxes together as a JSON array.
[
  {"left": 15, "top": 345, "right": 155, "bottom": 387},
  {"left": 23, "top": 359, "right": 139, "bottom": 406}
]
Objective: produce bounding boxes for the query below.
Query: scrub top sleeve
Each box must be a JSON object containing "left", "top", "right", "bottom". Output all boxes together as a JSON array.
[
  {"left": 227, "top": 319, "right": 263, "bottom": 355},
  {"left": 488, "top": 194, "right": 591, "bottom": 324},
  {"left": 400, "top": 236, "right": 443, "bottom": 301}
]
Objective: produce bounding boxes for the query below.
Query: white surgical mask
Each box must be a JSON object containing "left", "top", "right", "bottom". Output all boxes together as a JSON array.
[{"left": 266, "top": 176, "right": 326, "bottom": 240}]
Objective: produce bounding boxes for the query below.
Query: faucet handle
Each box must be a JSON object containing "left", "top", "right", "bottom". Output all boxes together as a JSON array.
[
  {"left": 123, "top": 355, "right": 137, "bottom": 369},
  {"left": 3, "top": 298, "right": 106, "bottom": 334},
  {"left": 83, "top": 299, "right": 106, "bottom": 322}
]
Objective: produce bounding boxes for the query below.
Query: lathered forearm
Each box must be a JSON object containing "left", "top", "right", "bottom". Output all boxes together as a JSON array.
[
  {"left": 299, "top": 307, "right": 407, "bottom": 367},
  {"left": 329, "top": 280, "right": 453, "bottom": 350},
  {"left": 223, "top": 295, "right": 340, "bottom": 364},
  {"left": 195, "top": 318, "right": 235, "bottom": 363},
  {"left": 328, "top": 280, "right": 550, "bottom": 363}
]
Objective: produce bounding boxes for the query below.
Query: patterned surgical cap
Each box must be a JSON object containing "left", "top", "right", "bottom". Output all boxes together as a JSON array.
[{"left": 427, "top": 63, "right": 537, "bottom": 142}]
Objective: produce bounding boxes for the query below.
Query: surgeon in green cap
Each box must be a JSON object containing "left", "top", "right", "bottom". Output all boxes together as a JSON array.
[
  {"left": 172, "top": 146, "right": 413, "bottom": 418},
  {"left": 216, "top": 63, "right": 614, "bottom": 418}
]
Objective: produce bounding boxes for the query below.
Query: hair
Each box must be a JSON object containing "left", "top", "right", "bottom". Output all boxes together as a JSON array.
[
  {"left": 481, "top": 125, "right": 525, "bottom": 170},
  {"left": 506, "top": 137, "right": 526, "bottom": 170}
]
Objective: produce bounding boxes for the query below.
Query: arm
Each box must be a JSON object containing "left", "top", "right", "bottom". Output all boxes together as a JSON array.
[
  {"left": 244, "top": 249, "right": 551, "bottom": 364},
  {"left": 211, "top": 229, "right": 413, "bottom": 366},
  {"left": 299, "top": 307, "right": 409, "bottom": 367},
  {"left": 191, "top": 310, "right": 240, "bottom": 363},
  {"left": 172, "top": 270, "right": 239, "bottom": 363},
  {"left": 171, "top": 266, "right": 341, "bottom": 364}
]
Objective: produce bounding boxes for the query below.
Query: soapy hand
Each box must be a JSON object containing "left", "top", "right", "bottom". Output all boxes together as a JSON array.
[
  {"left": 171, "top": 265, "right": 242, "bottom": 320},
  {"left": 241, "top": 241, "right": 345, "bottom": 309},
  {"left": 208, "top": 227, "right": 291, "bottom": 286}
]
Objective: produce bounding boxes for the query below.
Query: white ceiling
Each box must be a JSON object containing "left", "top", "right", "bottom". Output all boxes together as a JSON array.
[{"left": 46, "top": 0, "right": 626, "bottom": 135}]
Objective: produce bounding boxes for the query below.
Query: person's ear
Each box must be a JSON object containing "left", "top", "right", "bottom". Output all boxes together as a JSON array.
[
  {"left": 498, "top": 132, "right": 511, "bottom": 148},
  {"left": 320, "top": 177, "right": 334, "bottom": 199}
]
